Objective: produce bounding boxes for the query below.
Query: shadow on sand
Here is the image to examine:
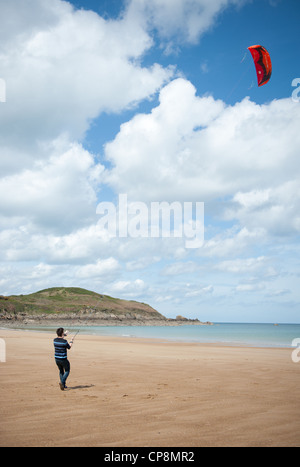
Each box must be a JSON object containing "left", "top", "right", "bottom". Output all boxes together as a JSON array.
[{"left": 67, "top": 384, "right": 95, "bottom": 391}]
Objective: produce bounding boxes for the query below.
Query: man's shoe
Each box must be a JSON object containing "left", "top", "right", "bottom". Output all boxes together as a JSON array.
[{"left": 59, "top": 383, "right": 64, "bottom": 391}]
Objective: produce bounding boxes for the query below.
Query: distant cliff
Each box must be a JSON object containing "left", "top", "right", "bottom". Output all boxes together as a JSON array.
[{"left": 0, "top": 287, "right": 212, "bottom": 327}]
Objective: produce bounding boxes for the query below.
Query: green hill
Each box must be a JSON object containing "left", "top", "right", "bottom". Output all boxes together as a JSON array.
[{"left": 0, "top": 287, "right": 166, "bottom": 323}]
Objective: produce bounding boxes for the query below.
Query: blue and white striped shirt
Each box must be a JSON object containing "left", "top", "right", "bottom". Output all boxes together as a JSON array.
[{"left": 54, "top": 338, "right": 71, "bottom": 360}]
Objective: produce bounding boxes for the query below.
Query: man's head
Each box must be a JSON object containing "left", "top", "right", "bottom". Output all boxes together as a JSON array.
[{"left": 56, "top": 328, "right": 65, "bottom": 338}]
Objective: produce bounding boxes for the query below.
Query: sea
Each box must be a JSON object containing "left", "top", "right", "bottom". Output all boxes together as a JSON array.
[{"left": 20, "top": 322, "right": 300, "bottom": 348}]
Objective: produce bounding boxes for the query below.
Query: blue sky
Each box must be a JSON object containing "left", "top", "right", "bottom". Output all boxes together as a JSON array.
[
  {"left": 0, "top": 0, "right": 299, "bottom": 323},
  {"left": 83, "top": 0, "right": 300, "bottom": 151}
]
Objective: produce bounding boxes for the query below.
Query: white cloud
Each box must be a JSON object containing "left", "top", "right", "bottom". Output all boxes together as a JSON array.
[
  {"left": 0, "top": 0, "right": 173, "bottom": 175},
  {"left": 202, "top": 227, "right": 265, "bottom": 258},
  {"left": 233, "top": 190, "right": 272, "bottom": 209},
  {"left": 236, "top": 283, "right": 264, "bottom": 292},
  {"left": 2, "top": 76, "right": 297, "bottom": 289},
  {"left": 216, "top": 257, "right": 268, "bottom": 274},
  {"left": 76, "top": 258, "right": 120, "bottom": 279},
  {"left": 226, "top": 182, "right": 300, "bottom": 236},
  {"left": 126, "top": 0, "right": 247, "bottom": 46},
  {"left": 105, "top": 78, "right": 225, "bottom": 200},
  {"left": 185, "top": 284, "right": 213, "bottom": 298},
  {"left": 0, "top": 0, "right": 70, "bottom": 50},
  {"left": 105, "top": 78, "right": 300, "bottom": 242},
  {"left": 109, "top": 279, "right": 147, "bottom": 298},
  {"left": 0, "top": 139, "right": 103, "bottom": 233},
  {"left": 126, "top": 257, "right": 161, "bottom": 271},
  {"left": 29, "top": 263, "right": 55, "bottom": 280},
  {"left": 162, "top": 261, "right": 199, "bottom": 276}
]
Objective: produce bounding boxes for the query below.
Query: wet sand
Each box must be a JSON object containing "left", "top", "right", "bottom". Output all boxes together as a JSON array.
[{"left": 0, "top": 329, "right": 299, "bottom": 447}]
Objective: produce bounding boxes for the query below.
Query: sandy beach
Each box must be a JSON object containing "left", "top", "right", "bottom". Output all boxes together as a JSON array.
[{"left": 0, "top": 329, "right": 299, "bottom": 447}]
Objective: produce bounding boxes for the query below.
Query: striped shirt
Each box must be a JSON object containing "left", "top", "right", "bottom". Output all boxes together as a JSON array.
[{"left": 54, "top": 338, "right": 71, "bottom": 360}]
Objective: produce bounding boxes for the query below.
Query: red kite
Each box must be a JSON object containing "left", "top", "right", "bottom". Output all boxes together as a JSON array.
[{"left": 248, "top": 45, "right": 272, "bottom": 87}]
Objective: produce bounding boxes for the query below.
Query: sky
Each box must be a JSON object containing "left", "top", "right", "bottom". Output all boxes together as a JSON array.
[{"left": 0, "top": 0, "right": 300, "bottom": 323}]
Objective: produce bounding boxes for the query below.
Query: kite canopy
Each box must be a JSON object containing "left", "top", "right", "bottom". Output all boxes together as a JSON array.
[{"left": 248, "top": 45, "right": 272, "bottom": 87}]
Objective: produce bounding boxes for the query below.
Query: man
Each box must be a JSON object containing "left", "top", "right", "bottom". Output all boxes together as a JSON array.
[{"left": 54, "top": 328, "right": 74, "bottom": 391}]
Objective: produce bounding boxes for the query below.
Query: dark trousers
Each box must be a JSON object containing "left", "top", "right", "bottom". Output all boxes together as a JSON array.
[{"left": 55, "top": 359, "right": 70, "bottom": 387}]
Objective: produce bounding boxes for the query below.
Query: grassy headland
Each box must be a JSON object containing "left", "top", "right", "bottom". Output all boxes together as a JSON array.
[{"left": 0, "top": 287, "right": 210, "bottom": 327}]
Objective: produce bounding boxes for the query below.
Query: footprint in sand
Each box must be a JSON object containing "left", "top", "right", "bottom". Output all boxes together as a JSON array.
[{"left": 146, "top": 394, "right": 158, "bottom": 399}]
